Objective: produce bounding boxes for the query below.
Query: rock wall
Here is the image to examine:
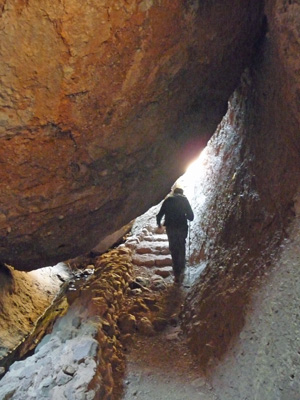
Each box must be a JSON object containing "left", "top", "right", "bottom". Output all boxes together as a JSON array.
[
  {"left": 183, "top": 0, "right": 300, "bottom": 369},
  {"left": 0, "top": 0, "right": 264, "bottom": 270},
  {"left": 0, "top": 248, "right": 133, "bottom": 400},
  {"left": 0, "top": 263, "right": 71, "bottom": 368}
]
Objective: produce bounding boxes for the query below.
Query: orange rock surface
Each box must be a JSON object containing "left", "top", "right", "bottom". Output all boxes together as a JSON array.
[{"left": 0, "top": 0, "right": 263, "bottom": 269}]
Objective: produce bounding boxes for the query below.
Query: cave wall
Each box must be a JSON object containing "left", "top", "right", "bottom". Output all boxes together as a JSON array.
[
  {"left": 183, "top": 0, "right": 300, "bottom": 368},
  {"left": 0, "top": 0, "right": 264, "bottom": 270},
  {"left": 0, "top": 263, "right": 71, "bottom": 366}
]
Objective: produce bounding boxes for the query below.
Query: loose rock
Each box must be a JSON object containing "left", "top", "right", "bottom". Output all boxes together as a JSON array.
[
  {"left": 118, "top": 314, "right": 137, "bottom": 334},
  {"left": 154, "top": 267, "right": 173, "bottom": 278},
  {"left": 137, "top": 317, "right": 155, "bottom": 336}
]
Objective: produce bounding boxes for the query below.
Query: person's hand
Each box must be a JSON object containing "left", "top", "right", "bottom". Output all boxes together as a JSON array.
[{"left": 156, "top": 225, "right": 164, "bottom": 234}]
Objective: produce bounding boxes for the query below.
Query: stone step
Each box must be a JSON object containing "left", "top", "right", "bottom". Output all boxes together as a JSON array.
[
  {"left": 132, "top": 254, "right": 155, "bottom": 268},
  {"left": 154, "top": 255, "right": 172, "bottom": 267},
  {"left": 143, "top": 234, "right": 168, "bottom": 242},
  {"left": 154, "top": 266, "right": 173, "bottom": 278},
  {"left": 132, "top": 254, "right": 172, "bottom": 268},
  {"left": 135, "top": 241, "right": 170, "bottom": 255}
]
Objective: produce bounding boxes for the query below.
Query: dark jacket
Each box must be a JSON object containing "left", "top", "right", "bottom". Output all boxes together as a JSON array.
[{"left": 156, "top": 193, "right": 194, "bottom": 228}]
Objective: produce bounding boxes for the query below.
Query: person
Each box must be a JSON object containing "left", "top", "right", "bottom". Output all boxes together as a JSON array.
[{"left": 156, "top": 186, "right": 194, "bottom": 284}]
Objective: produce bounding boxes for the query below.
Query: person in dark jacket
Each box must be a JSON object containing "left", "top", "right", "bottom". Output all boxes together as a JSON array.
[{"left": 156, "top": 187, "right": 194, "bottom": 283}]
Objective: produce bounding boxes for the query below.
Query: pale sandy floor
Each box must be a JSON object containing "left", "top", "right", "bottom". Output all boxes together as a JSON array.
[
  {"left": 123, "top": 323, "right": 216, "bottom": 400},
  {"left": 121, "top": 280, "right": 217, "bottom": 400}
]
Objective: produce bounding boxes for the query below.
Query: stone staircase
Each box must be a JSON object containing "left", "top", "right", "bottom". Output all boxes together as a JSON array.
[{"left": 125, "top": 228, "right": 174, "bottom": 281}]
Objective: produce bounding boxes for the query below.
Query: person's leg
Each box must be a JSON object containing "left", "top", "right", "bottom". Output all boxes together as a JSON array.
[
  {"left": 166, "top": 228, "right": 179, "bottom": 279},
  {"left": 177, "top": 232, "right": 186, "bottom": 280},
  {"left": 166, "top": 227, "right": 186, "bottom": 282}
]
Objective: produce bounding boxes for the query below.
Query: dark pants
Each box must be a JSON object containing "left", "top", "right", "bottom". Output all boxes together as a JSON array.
[{"left": 166, "top": 226, "right": 188, "bottom": 278}]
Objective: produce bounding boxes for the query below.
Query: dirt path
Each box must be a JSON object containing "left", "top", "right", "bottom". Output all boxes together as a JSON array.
[
  {"left": 118, "top": 207, "right": 300, "bottom": 400},
  {"left": 123, "top": 331, "right": 215, "bottom": 400},
  {"left": 122, "top": 285, "right": 216, "bottom": 400}
]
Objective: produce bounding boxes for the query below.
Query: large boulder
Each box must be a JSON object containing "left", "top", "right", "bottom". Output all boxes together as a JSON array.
[{"left": 0, "top": 0, "right": 264, "bottom": 269}]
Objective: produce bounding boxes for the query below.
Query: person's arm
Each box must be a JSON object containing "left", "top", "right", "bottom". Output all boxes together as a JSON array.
[
  {"left": 156, "top": 202, "right": 166, "bottom": 227},
  {"left": 185, "top": 198, "right": 194, "bottom": 221}
]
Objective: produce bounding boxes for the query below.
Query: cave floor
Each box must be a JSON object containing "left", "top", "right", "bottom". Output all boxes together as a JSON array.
[
  {"left": 2, "top": 213, "right": 299, "bottom": 399},
  {"left": 122, "top": 326, "right": 215, "bottom": 400},
  {"left": 121, "top": 283, "right": 216, "bottom": 400}
]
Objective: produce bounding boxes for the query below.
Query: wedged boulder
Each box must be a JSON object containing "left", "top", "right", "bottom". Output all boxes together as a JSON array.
[{"left": 0, "top": 0, "right": 264, "bottom": 270}]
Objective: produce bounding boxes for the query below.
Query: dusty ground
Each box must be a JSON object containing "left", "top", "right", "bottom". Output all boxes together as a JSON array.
[
  {"left": 123, "top": 330, "right": 215, "bottom": 400},
  {"left": 121, "top": 281, "right": 216, "bottom": 400},
  {"left": 115, "top": 183, "right": 300, "bottom": 400},
  {"left": 210, "top": 214, "right": 300, "bottom": 400}
]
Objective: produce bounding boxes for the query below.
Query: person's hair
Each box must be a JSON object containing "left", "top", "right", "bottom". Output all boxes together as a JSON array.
[{"left": 173, "top": 187, "right": 184, "bottom": 194}]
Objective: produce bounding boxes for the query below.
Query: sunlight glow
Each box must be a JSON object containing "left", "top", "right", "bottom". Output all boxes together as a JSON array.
[
  {"left": 185, "top": 147, "right": 209, "bottom": 176},
  {"left": 175, "top": 147, "right": 209, "bottom": 198}
]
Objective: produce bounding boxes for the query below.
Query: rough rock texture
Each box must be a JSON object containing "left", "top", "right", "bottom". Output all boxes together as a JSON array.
[
  {"left": 183, "top": 0, "right": 300, "bottom": 370},
  {"left": 0, "top": 262, "right": 71, "bottom": 367},
  {"left": 211, "top": 211, "right": 300, "bottom": 400},
  {"left": 91, "top": 222, "right": 133, "bottom": 254},
  {"left": 0, "top": 248, "right": 133, "bottom": 400},
  {"left": 0, "top": 0, "right": 264, "bottom": 270}
]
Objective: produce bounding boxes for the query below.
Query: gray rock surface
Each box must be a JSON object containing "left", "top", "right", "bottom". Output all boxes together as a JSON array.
[
  {"left": 0, "top": 248, "right": 133, "bottom": 400},
  {"left": 0, "top": 309, "right": 99, "bottom": 400}
]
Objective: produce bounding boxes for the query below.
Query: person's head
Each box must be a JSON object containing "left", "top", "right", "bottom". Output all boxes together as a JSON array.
[{"left": 173, "top": 187, "right": 184, "bottom": 195}]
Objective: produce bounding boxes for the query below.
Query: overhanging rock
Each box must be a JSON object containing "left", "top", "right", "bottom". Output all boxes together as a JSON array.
[{"left": 0, "top": 0, "right": 264, "bottom": 270}]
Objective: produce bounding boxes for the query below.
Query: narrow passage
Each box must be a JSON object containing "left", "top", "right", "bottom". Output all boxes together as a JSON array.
[{"left": 118, "top": 226, "right": 217, "bottom": 400}]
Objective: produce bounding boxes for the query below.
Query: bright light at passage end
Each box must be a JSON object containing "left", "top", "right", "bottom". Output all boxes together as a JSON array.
[
  {"left": 175, "top": 147, "right": 209, "bottom": 198},
  {"left": 185, "top": 147, "right": 209, "bottom": 176}
]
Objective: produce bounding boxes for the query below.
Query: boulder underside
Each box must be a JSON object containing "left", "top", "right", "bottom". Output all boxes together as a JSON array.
[{"left": 0, "top": 0, "right": 264, "bottom": 270}]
